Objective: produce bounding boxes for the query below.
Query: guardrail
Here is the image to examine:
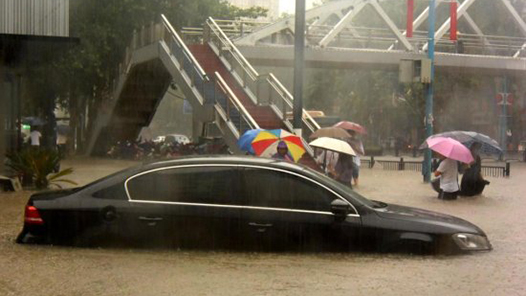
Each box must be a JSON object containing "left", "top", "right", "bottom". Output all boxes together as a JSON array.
[
  {"left": 366, "top": 157, "right": 510, "bottom": 178},
  {"left": 118, "top": 15, "right": 260, "bottom": 140},
  {"left": 160, "top": 15, "right": 260, "bottom": 136},
  {"left": 481, "top": 163, "right": 510, "bottom": 178},
  {"left": 213, "top": 72, "right": 260, "bottom": 134},
  {"left": 160, "top": 15, "right": 209, "bottom": 93},
  {"left": 181, "top": 20, "right": 526, "bottom": 58},
  {"left": 204, "top": 17, "right": 321, "bottom": 140}
]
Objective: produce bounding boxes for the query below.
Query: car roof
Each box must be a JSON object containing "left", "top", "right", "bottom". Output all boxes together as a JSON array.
[
  {"left": 86, "top": 155, "right": 305, "bottom": 190},
  {"left": 83, "top": 154, "right": 372, "bottom": 210},
  {"left": 141, "top": 155, "right": 304, "bottom": 172}
]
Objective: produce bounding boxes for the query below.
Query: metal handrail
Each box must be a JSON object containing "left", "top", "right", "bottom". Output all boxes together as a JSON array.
[
  {"left": 160, "top": 15, "right": 258, "bottom": 137},
  {"left": 214, "top": 72, "right": 260, "bottom": 130},
  {"left": 206, "top": 17, "right": 321, "bottom": 136},
  {"left": 207, "top": 18, "right": 259, "bottom": 79},
  {"left": 267, "top": 74, "right": 321, "bottom": 131},
  {"left": 161, "top": 14, "right": 207, "bottom": 79}
]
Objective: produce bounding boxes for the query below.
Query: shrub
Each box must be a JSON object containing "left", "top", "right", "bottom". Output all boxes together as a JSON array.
[{"left": 5, "top": 148, "right": 77, "bottom": 190}]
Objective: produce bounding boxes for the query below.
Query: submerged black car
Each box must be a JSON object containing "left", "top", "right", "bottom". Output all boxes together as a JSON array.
[{"left": 17, "top": 156, "right": 491, "bottom": 254}]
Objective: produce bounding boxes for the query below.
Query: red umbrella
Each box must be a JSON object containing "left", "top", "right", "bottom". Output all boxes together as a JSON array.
[{"left": 333, "top": 121, "right": 367, "bottom": 135}]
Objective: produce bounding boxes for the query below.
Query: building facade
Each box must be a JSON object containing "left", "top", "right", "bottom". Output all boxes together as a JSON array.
[
  {"left": 1, "top": 0, "right": 73, "bottom": 175},
  {"left": 0, "top": 0, "right": 69, "bottom": 36}
]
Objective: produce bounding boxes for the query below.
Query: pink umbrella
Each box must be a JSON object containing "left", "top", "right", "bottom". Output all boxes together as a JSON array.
[
  {"left": 333, "top": 121, "right": 367, "bottom": 135},
  {"left": 426, "top": 137, "right": 474, "bottom": 164}
]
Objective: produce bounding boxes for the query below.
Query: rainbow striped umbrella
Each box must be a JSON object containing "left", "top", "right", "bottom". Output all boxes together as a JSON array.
[{"left": 239, "top": 129, "right": 306, "bottom": 162}]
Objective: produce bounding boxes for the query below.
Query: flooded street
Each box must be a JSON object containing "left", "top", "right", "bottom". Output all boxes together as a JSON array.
[{"left": 1, "top": 157, "right": 525, "bottom": 296}]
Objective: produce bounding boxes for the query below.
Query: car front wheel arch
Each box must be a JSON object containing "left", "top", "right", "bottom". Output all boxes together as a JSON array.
[{"left": 383, "top": 233, "right": 435, "bottom": 254}]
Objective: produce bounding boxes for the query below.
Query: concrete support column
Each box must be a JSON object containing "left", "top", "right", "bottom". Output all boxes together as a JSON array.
[
  {"left": 0, "top": 66, "right": 7, "bottom": 174},
  {"left": 192, "top": 115, "right": 204, "bottom": 141}
]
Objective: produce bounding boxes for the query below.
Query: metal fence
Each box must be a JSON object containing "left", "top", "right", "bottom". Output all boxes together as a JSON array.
[
  {"left": 363, "top": 157, "right": 510, "bottom": 178},
  {"left": 481, "top": 164, "right": 510, "bottom": 178},
  {"left": 0, "top": 0, "right": 69, "bottom": 37}
]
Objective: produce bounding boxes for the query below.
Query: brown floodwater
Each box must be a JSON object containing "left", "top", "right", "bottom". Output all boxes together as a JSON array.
[{"left": 1, "top": 157, "right": 525, "bottom": 295}]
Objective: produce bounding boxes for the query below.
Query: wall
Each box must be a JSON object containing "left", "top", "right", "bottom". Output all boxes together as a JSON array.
[{"left": 0, "top": 0, "right": 69, "bottom": 37}]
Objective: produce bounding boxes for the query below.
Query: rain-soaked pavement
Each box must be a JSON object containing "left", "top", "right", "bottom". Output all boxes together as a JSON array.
[{"left": 1, "top": 156, "right": 525, "bottom": 296}]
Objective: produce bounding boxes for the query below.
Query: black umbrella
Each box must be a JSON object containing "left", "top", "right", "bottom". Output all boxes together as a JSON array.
[{"left": 22, "top": 117, "right": 46, "bottom": 126}]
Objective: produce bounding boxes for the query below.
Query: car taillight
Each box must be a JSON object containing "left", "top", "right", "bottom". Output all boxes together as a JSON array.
[{"left": 24, "top": 205, "right": 44, "bottom": 225}]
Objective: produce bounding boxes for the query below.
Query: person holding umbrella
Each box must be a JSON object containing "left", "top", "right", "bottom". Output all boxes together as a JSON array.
[
  {"left": 238, "top": 129, "right": 306, "bottom": 163},
  {"left": 426, "top": 137, "right": 474, "bottom": 200},
  {"left": 460, "top": 142, "right": 490, "bottom": 196},
  {"left": 347, "top": 130, "right": 364, "bottom": 187},
  {"left": 309, "top": 137, "right": 357, "bottom": 189},
  {"left": 272, "top": 141, "right": 294, "bottom": 162},
  {"left": 434, "top": 153, "right": 460, "bottom": 200},
  {"left": 331, "top": 153, "right": 354, "bottom": 189}
]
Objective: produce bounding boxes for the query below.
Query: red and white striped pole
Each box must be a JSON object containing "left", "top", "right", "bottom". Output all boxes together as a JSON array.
[{"left": 450, "top": 1, "right": 458, "bottom": 40}]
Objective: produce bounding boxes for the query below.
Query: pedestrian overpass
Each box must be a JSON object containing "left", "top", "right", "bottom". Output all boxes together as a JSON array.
[
  {"left": 86, "top": 15, "right": 321, "bottom": 168},
  {"left": 231, "top": 0, "right": 526, "bottom": 74},
  {"left": 87, "top": 0, "right": 526, "bottom": 164}
]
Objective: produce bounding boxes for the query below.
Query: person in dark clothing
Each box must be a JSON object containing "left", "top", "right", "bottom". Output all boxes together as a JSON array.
[
  {"left": 460, "top": 142, "right": 490, "bottom": 196},
  {"left": 331, "top": 153, "right": 354, "bottom": 189},
  {"left": 272, "top": 141, "right": 293, "bottom": 162}
]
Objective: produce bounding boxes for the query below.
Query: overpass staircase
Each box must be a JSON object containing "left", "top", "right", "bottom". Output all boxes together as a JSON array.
[{"left": 87, "top": 15, "right": 321, "bottom": 169}]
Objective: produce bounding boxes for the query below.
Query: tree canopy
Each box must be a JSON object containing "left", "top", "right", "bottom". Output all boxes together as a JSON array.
[{"left": 26, "top": 0, "right": 267, "bottom": 150}]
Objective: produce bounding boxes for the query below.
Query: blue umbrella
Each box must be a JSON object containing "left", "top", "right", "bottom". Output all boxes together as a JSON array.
[{"left": 238, "top": 129, "right": 263, "bottom": 155}]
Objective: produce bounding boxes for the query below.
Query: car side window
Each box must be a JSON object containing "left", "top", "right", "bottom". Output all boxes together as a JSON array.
[
  {"left": 126, "top": 166, "right": 239, "bottom": 205},
  {"left": 93, "top": 183, "right": 127, "bottom": 200},
  {"left": 242, "top": 168, "right": 334, "bottom": 212}
]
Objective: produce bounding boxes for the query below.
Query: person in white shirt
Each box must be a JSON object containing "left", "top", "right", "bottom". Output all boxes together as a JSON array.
[
  {"left": 316, "top": 150, "right": 338, "bottom": 174},
  {"left": 434, "top": 154, "right": 459, "bottom": 200},
  {"left": 30, "top": 128, "right": 42, "bottom": 147},
  {"left": 57, "top": 132, "right": 67, "bottom": 158}
]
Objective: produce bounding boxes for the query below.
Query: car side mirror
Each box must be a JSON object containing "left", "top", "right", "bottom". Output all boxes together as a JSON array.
[{"left": 330, "top": 199, "right": 351, "bottom": 222}]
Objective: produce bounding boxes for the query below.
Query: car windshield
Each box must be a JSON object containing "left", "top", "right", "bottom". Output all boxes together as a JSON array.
[{"left": 302, "top": 165, "right": 380, "bottom": 208}]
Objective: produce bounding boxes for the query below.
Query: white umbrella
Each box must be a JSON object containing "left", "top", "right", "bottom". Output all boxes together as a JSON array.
[
  {"left": 310, "top": 137, "right": 356, "bottom": 173},
  {"left": 309, "top": 137, "right": 356, "bottom": 156}
]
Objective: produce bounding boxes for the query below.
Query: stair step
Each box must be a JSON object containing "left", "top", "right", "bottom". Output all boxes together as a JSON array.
[{"left": 188, "top": 43, "right": 320, "bottom": 171}]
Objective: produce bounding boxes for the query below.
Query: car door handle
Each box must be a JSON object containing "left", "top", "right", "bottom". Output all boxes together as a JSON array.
[
  {"left": 138, "top": 216, "right": 163, "bottom": 222},
  {"left": 248, "top": 222, "right": 273, "bottom": 228}
]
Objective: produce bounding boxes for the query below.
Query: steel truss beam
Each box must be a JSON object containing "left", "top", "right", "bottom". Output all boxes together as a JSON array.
[
  {"left": 234, "top": 0, "right": 526, "bottom": 58},
  {"left": 388, "top": 0, "right": 490, "bottom": 51},
  {"left": 318, "top": 2, "right": 366, "bottom": 47},
  {"left": 499, "top": 0, "right": 526, "bottom": 57},
  {"left": 387, "top": 1, "right": 441, "bottom": 50},
  {"left": 422, "top": 0, "right": 477, "bottom": 51},
  {"left": 369, "top": 0, "right": 413, "bottom": 51},
  {"left": 234, "top": 0, "right": 356, "bottom": 45}
]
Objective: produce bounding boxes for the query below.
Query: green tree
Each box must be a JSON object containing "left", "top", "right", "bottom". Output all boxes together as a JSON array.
[{"left": 26, "top": 0, "right": 266, "bottom": 152}]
